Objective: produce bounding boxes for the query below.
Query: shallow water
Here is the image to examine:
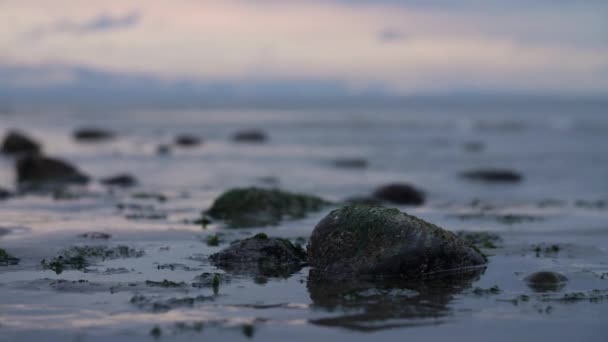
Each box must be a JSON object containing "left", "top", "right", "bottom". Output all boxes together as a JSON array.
[{"left": 1, "top": 101, "right": 608, "bottom": 341}]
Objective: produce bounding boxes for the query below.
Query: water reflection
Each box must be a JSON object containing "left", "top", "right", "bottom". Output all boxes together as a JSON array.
[{"left": 307, "top": 268, "right": 484, "bottom": 332}]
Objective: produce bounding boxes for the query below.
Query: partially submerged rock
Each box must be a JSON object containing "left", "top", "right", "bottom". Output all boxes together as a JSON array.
[
  {"left": 332, "top": 158, "right": 368, "bottom": 169},
  {"left": 1, "top": 131, "right": 41, "bottom": 156},
  {"left": 207, "top": 187, "right": 328, "bottom": 228},
  {"left": 0, "top": 187, "right": 12, "bottom": 200},
  {"left": 373, "top": 183, "right": 425, "bottom": 205},
  {"left": 524, "top": 271, "right": 568, "bottom": 292},
  {"left": 461, "top": 169, "right": 523, "bottom": 183},
  {"left": 209, "top": 234, "right": 307, "bottom": 277},
  {"left": 308, "top": 205, "right": 486, "bottom": 278},
  {"left": 100, "top": 173, "right": 138, "bottom": 187},
  {"left": 0, "top": 248, "right": 20, "bottom": 266},
  {"left": 73, "top": 128, "right": 115, "bottom": 142},
  {"left": 17, "top": 155, "right": 89, "bottom": 187},
  {"left": 232, "top": 129, "right": 268, "bottom": 143},
  {"left": 175, "top": 135, "right": 202, "bottom": 147}
]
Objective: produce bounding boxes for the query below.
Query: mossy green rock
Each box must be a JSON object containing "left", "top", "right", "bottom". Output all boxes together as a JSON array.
[
  {"left": 308, "top": 205, "right": 486, "bottom": 278},
  {"left": 209, "top": 236, "right": 307, "bottom": 277},
  {"left": 0, "top": 248, "right": 20, "bottom": 266},
  {"left": 207, "top": 187, "right": 328, "bottom": 228}
]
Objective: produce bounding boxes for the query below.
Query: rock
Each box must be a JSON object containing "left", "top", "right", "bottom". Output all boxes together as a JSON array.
[
  {"left": 461, "top": 169, "right": 522, "bottom": 183},
  {"left": 307, "top": 205, "right": 486, "bottom": 278},
  {"left": 156, "top": 144, "right": 171, "bottom": 155},
  {"left": 524, "top": 271, "right": 568, "bottom": 292},
  {"left": 100, "top": 174, "right": 137, "bottom": 187},
  {"left": 0, "top": 187, "right": 12, "bottom": 200},
  {"left": 209, "top": 234, "right": 307, "bottom": 277},
  {"left": 332, "top": 158, "right": 368, "bottom": 169},
  {"left": 73, "top": 128, "right": 115, "bottom": 142},
  {"left": 17, "top": 156, "right": 90, "bottom": 187},
  {"left": 175, "top": 135, "right": 202, "bottom": 147},
  {"left": 0, "top": 248, "right": 20, "bottom": 266},
  {"left": 1, "top": 131, "right": 41, "bottom": 156},
  {"left": 207, "top": 187, "right": 329, "bottom": 228},
  {"left": 232, "top": 129, "right": 268, "bottom": 143},
  {"left": 373, "top": 183, "right": 425, "bottom": 205}
]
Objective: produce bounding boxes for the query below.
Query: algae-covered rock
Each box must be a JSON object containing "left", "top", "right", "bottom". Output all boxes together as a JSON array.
[
  {"left": 525, "top": 271, "right": 568, "bottom": 292},
  {"left": 373, "top": 183, "right": 425, "bottom": 205},
  {"left": 1, "top": 131, "right": 41, "bottom": 156},
  {"left": 308, "top": 205, "right": 486, "bottom": 278},
  {"left": 0, "top": 248, "right": 20, "bottom": 266},
  {"left": 17, "top": 155, "right": 89, "bottom": 187},
  {"left": 207, "top": 187, "right": 329, "bottom": 228},
  {"left": 209, "top": 235, "right": 307, "bottom": 277},
  {"left": 461, "top": 169, "right": 522, "bottom": 183}
]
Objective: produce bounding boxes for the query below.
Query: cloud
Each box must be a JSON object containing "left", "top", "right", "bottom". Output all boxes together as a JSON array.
[
  {"left": 2, "top": 1, "right": 606, "bottom": 95},
  {"left": 27, "top": 10, "right": 141, "bottom": 39}
]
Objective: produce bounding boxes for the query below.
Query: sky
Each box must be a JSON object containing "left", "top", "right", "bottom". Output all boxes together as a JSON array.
[{"left": 1, "top": 0, "right": 607, "bottom": 103}]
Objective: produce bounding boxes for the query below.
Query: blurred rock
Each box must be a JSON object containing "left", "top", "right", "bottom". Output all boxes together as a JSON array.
[
  {"left": 232, "top": 129, "right": 268, "bottom": 143},
  {"left": 1, "top": 131, "right": 41, "bottom": 156},
  {"left": 17, "top": 155, "right": 89, "bottom": 187},
  {"left": 207, "top": 187, "right": 329, "bottom": 228},
  {"left": 100, "top": 173, "right": 138, "bottom": 187},
  {"left": 174, "top": 135, "right": 202, "bottom": 147},
  {"left": 73, "top": 128, "right": 115, "bottom": 142},
  {"left": 461, "top": 169, "right": 523, "bottom": 183},
  {"left": 373, "top": 183, "right": 425, "bottom": 205}
]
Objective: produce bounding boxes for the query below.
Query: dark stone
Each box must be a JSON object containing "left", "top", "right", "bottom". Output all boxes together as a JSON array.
[
  {"left": 461, "top": 169, "right": 523, "bottom": 183},
  {"left": 332, "top": 158, "right": 368, "bottom": 169},
  {"left": 1, "top": 131, "right": 41, "bottom": 156},
  {"left": 175, "top": 135, "right": 202, "bottom": 147},
  {"left": 73, "top": 128, "right": 115, "bottom": 142},
  {"left": 373, "top": 183, "right": 425, "bottom": 205},
  {"left": 156, "top": 144, "right": 171, "bottom": 155},
  {"left": 207, "top": 187, "right": 329, "bottom": 228},
  {"left": 308, "top": 205, "right": 486, "bottom": 278},
  {"left": 232, "top": 129, "right": 268, "bottom": 143},
  {"left": 0, "top": 187, "right": 12, "bottom": 200},
  {"left": 100, "top": 174, "right": 138, "bottom": 187},
  {"left": 209, "top": 235, "right": 307, "bottom": 277},
  {"left": 17, "top": 156, "right": 89, "bottom": 187},
  {"left": 524, "top": 271, "right": 568, "bottom": 292}
]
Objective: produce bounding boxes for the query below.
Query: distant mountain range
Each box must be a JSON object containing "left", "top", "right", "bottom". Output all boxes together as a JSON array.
[{"left": 1, "top": 64, "right": 606, "bottom": 110}]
